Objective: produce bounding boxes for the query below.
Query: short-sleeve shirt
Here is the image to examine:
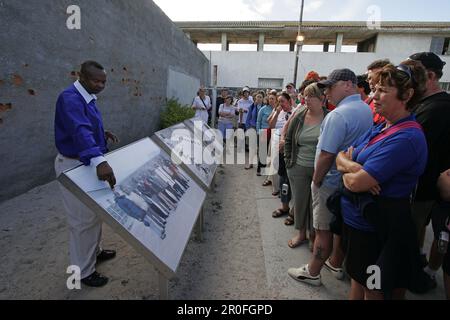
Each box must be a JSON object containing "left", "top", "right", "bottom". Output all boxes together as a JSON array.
[
  {"left": 412, "top": 91, "right": 450, "bottom": 201},
  {"left": 237, "top": 97, "right": 254, "bottom": 124},
  {"left": 192, "top": 96, "right": 211, "bottom": 123},
  {"left": 341, "top": 115, "right": 428, "bottom": 232},
  {"left": 274, "top": 110, "right": 293, "bottom": 136},
  {"left": 315, "top": 94, "right": 373, "bottom": 188},
  {"left": 218, "top": 104, "right": 236, "bottom": 123},
  {"left": 256, "top": 105, "right": 273, "bottom": 132}
]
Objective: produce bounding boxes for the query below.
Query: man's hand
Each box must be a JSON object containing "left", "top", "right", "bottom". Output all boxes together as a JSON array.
[
  {"left": 105, "top": 131, "right": 119, "bottom": 143},
  {"left": 97, "top": 161, "right": 116, "bottom": 189}
]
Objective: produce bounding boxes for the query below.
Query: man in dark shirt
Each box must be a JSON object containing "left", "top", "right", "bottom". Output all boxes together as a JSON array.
[
  {"left": 54, "top": 61, "right": 119, "bottom": 287},
  {"left": 409, "top": 52, "right": 450, "bottom": 290}
]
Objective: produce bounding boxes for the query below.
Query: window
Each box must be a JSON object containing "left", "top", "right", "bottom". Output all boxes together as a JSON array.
[
  {"left": 228, "top": 44, "right": 257, "bottom": 51},
  {"left": 197, "top": 43, "right": 221, "bottom": 51},
  {"left": 258, "top": 78, "right": 283, "bottom": 89},
  {"left": 263, "top": 44, "right": 290, "bottom": 52},
  {"left": 440, "top": 82, "right": 450, "bottom": 92},
  {"left": 443, "top": 38, "right": 450, "bottom": 55},
  {"left": 357, "top": 36, "right": 377, "bottom": 53},
  {"left": 430, "top": 37, "right": 450, "bottom": 55}
]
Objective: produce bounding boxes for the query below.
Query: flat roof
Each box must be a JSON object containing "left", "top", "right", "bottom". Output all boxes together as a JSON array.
[{"left": 175, "top": 21, "right": 450, "bottom": 45}]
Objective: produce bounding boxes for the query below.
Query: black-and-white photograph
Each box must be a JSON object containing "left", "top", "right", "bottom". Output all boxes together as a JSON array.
[
  {"left": 184, "top": 117, "right": 224, "bottom": 155},
  {"left": 154, "top": 122, "right": 218, "bottom": 189},
  {"left": 60, "top": 138, "right": 206, "bottom": 274}
]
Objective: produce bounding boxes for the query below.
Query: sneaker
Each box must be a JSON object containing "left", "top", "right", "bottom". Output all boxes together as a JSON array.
[
  {"left": 288, "top": 264, "right": 322, "bottom": 286},
  {"left": 324, "top": 259, "right": 344, "bottom": 280}
]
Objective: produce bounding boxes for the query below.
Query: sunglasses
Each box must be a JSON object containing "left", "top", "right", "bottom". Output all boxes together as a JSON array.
[{"left": 396, "top": 64, "right": 412, "bottom": 80}]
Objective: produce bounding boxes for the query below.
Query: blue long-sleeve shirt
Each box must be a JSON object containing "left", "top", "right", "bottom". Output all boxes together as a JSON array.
[
  {"left": 245, "top": 103, "right": 264, "bottom": 129},
  {"left": 54, "top": 81, "right": 108, "bottom": 166},
  {"left": 256, "top": 105, "right": 273, "bottom": 132}
]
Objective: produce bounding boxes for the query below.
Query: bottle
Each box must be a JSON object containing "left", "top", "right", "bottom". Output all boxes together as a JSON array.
[{"left": 438, "top": 231, "right": 449, "bottom": 254}]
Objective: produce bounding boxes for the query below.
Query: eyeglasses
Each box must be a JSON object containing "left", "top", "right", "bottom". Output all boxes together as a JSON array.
[{"left": 396, "top": 64, "right": 412, "bottom": 80}]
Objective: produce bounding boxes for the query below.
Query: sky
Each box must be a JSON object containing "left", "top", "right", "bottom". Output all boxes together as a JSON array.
[{"left": 153, "top": 0, "right": 450, "bottom": 22}]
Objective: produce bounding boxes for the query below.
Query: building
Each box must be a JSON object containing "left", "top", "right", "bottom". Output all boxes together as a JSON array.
[{"left": 176, "top": 21, "right": 450, "bottom": 90}]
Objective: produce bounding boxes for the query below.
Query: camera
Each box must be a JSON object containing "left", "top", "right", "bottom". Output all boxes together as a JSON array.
[{"left": 281, "top": 183, "right": 289, "bottom": 196}]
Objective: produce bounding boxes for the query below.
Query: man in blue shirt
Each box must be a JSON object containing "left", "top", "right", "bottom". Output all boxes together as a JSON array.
[
  {"left": 288, "top": 69, "right": 373, "bottom": 286},
  {"left": 54, "top": 61, "right": 119, "bottom": 287}
]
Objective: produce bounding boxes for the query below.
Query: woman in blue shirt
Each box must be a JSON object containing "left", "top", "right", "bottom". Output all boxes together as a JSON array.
[
  {"left": 336, "top": 61, "right": 428, "bottom": 300},
  {"left": 257, "top": 95, "right": 275, "bottom": 177},
  {"left": 245, "top": 93, "right": 265, "bottom": 170}
]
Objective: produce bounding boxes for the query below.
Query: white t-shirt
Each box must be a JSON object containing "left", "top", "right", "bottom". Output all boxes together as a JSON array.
[
  {"left": 192, "top": 95, "right": 211, "bottom": 123},
  {"left": 218, "top": 104, "right": 236, "bottom": 123},
  {"left": 274, "top": 110, "right": 293, "bottom": 136},
  {"left": 237, "top": 97, "right": 254, "bottom": 124}
]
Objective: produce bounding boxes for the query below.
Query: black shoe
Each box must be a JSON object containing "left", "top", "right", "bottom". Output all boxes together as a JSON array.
[
  {"left": 408, "top": 270, "right": 437, "bottom": 294},
  {"left": 81, "top": 271, "right": 109, "bottom": 287},
  {"left": 96, "top": 249, "right": 116, "bottom": 264}
]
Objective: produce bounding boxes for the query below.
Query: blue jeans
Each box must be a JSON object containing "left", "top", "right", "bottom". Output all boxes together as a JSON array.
[{"left": 218, "top": 121, "right": 234, "bottom": 140}]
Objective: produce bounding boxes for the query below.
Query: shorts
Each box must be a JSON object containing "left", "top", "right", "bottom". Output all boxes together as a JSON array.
[
  {"left": 431, "top": 201, "right": 450, "bottom": 240},
  {"left": 311, "top": 183, "right": 337, "bottom": 231},
  {"left": 411, "top": 200, "right": 435, "bottom": 233},
  {"left": 443, "top": 246, "right": 450, "bottom": 276}
]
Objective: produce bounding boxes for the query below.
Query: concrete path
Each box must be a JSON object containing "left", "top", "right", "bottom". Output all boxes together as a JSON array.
[{"left": 0, "top": 164, "right": 446, "bottom": 299}]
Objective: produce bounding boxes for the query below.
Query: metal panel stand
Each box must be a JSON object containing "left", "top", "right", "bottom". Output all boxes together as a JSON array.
[
  {"left": 195, "top": 206, "right": 204, "bottom": 242},
  {"left": 159, "top": 271, "right": 169, "bottom": 300}
]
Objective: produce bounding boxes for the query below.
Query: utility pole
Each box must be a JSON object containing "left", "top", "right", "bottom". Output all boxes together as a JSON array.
[{"left": 293, "top": 0, "right": 305, "bottom": 87}]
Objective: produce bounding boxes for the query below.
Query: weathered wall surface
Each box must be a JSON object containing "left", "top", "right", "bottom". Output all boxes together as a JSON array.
[{"left": 0, "top": 0, "right": 209, "bottom": 202}]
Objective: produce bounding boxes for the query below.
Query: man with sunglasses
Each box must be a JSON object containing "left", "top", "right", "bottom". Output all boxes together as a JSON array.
[{"left": 408, "top": 52, "right": 450, "bottom": 294}]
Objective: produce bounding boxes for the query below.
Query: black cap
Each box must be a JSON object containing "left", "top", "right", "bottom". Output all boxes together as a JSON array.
[
  {"left": 285, "top": 82, "right": 295, "bottom": 88},
  {"left": 317, "top": 68, "right": 357, "bottom": 88},
  {"left": 409, "top": 52, "right": 446, "bottom": 70}
]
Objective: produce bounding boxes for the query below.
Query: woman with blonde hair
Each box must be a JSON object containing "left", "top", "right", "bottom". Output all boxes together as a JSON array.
[{"left": 284, "top": 83, "right": 328, "bottom": 247}]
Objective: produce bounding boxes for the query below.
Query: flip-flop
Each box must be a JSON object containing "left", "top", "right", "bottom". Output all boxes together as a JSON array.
[
  {"left": 284, "top": 215, "right": 294, "bottom": 225},
  {"left": 262, "top": 180, "right": 272, "bottom": 187},
  {"left": 288, "top": 238, "right": 308, "bottom": 248},
  {"left": 272, "top": 208, "right": 289, "bottom": 218}
]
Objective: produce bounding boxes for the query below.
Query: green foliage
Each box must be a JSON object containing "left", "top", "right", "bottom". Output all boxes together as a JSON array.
[{"left": 159, "top": 98, "right": 195, "bottom": 129}]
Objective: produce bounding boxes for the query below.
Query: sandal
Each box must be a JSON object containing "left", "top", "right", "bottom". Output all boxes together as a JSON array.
[
  {"left": 288, "top": 238, "right": 308, "bottom": 248},
  {"left": 272, "top": 208, "right": 290, "bottom": 218},
  {"left": 284, "top": 215, "right": 294, "bottom": 226},
  {"left": 262, "top": 180, "right": 272, "bottom": 187},
  {"left": 272, "top": 191, "right": 280, "bottom": 196}
]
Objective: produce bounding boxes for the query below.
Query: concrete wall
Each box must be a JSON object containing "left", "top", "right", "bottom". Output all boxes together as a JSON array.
[
  {"left": 0, "top": 0, "right": 209, "bottom": 202},
  {"left": 204, "top": 33, "right": 450, "bottom": 88}
]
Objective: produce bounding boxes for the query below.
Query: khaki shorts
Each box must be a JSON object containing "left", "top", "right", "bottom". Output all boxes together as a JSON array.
[{"left": 311, "top": 182, "right": 337, "bottom": 231}]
